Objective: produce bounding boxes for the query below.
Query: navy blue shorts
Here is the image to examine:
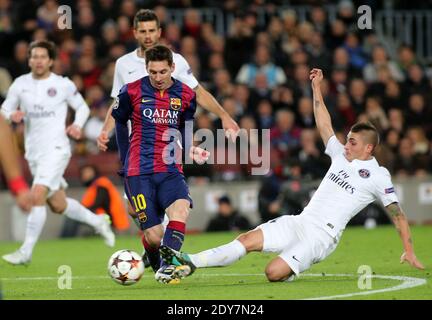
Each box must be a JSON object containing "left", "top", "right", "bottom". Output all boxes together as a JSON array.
[{"left": 124, "top": 172, "right": 193, "bottom": 230}]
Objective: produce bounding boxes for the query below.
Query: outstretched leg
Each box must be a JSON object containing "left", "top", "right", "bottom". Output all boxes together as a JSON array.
[
  {"left": 160, "top": 229, "right": 264, "bottom": 276},
  {"left": 2, "top": 184, "right": 48, "bottom": 265},
  {"left": 48, "top": 189, "right": 115, "bottom": 247}
]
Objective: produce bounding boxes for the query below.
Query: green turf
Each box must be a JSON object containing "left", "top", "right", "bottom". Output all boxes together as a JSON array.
[{"left": 0, "top": 225, "right": 430, "bottom": 300}]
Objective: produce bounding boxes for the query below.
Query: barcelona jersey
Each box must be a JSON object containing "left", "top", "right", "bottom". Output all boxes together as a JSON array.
[{"left": 112, "top": 76, "right": 196, "bottom": 177}]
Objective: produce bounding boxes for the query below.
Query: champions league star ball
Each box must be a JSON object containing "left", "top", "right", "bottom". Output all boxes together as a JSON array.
[{"left": 108, "top": 250, "right": 145, "bottom": 285}]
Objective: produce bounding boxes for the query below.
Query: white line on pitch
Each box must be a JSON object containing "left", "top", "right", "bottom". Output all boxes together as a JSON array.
[{"left": 0, "top": 273, "right": 426, "bottom": 300}]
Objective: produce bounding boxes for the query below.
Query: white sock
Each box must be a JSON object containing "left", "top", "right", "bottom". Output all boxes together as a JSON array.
[
  {"left": 63, "top": 198, "right": 101, "bottom": 228},
  {"left": 20, "top": 206, "right": 47, "bottom": 257},
  {"left": 190, "top": 240, "right": 246, "bottom": 268}
]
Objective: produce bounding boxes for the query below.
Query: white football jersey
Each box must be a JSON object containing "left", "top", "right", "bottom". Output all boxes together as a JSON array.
[
  {"left": 110, "top": 48, "right": 199, "bottom": 98},
  {"left": 1, "top": 73, "right": 89, "bottom": 161},
  {"left": 302, "top": 135, "right": 399, "bottom": 238}
]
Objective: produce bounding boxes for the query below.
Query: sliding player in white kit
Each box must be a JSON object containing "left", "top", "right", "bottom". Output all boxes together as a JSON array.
[
  {"left": 160, "top": 68, "right": 424, "bottom": 282},
  {"left": 1, "top": 40, "right": 115, "bottom": 265}
]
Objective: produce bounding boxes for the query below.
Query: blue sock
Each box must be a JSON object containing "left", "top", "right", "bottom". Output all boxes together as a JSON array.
[{"left": 161, "top": 221, "right": 185, "bottom": 267}]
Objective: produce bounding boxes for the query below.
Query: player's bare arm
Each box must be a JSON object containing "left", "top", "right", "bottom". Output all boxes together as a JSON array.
[
  {"left": 310, "top": 68, "right": 335, "bottom": 146},
  {"left": 195, "top": 84, "right": 240, "bottom": 142},
  {"left": 97, "top": 100, "right": 116, "bottom": 151},
  {"left": 386, "top": 202, "right": 424, "bottom": 270},
  {"left": 0, "top": 115, "right": 31, "bottom": 212}
]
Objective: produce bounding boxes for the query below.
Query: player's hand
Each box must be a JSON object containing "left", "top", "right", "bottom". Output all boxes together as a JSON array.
[
  {"left": 309, "top": 68, "right": 323, "bottom": 88},
  {"left": 10, "top": 111, "right": 25, "bottom": 123},
  {"left": 66, "top": 124, "right": 82, "bottom": 140},
  {"left": 221, "top": 114, "right": 240, "bottom": 143},
  {"left": 189, "top": 146, "right": 210, "bottom": 164},
  {"left": 15, "top": 189, "right": 32, "bottom": 212},
  {"left": 400, "top": 252, "right": 425, "bottom": 270},
  {"left": 97, "top": 130, "right": 110, "bottom": 152}
]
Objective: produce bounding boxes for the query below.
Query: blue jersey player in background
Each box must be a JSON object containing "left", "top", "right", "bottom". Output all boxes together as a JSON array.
[{"left": 112, "top": 45, "right": 209, "bottom": 284}]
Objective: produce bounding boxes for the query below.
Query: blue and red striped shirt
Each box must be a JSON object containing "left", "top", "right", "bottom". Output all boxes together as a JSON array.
[{"left": 112, "top": 76, "right": 196, "bottom": 176}]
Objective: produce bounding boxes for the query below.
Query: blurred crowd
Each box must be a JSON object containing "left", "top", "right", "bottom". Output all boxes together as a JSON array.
[{"left": 0, "top": 0, "right": 432, "bottom": 189}]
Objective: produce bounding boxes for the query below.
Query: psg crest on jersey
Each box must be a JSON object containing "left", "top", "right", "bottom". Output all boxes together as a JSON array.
[
  {"left": 47, "top": 88, "right": 57, "bottom": 97},
  {"left": 358, "top": 169, "right": 370, "bottom": 178},
  {"left": 170, "top": 98, "right": 182, "bottom": 111}
]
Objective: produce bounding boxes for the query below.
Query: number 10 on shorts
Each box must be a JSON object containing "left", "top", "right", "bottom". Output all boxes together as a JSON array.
[{"left": 131, "top": 194, "right": 146, "bottom": 212}]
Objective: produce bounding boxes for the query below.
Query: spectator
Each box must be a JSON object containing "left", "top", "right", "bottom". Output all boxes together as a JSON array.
[
  {"left": 363, "top": 45, "right": 404, "bottom": 83},
  {"left": 404, "top": 64, "right": 430, "bottom": 96},
  {"left": 348, "top": 78, "right": 367, "bottom": 115},
  {"left": 406, "top": 126, "right": 430, "bottom": 155},
  {"left": 36, "top": 0, "right": 58, "bottom": 32},
  {"left": 343, "top": 32, "right": 368, "bottom": 74},
  {"left": 296, "top": 97, "right": 315, "bottom": 129},
  {"left": 296, "top": 128, "right": 329, "bottom": 179},
  {"left": 393, "top": 137, "right": 429, "bottom": 177},
  {"left": 255, "top": 99, "right": 274, "bottom": 130},
  {"left": 397, "top": 45, "right": 417, "bottom": 77},
  {"left": 336, "top": 92, "right": 356, "bottom": 131},
  {"left": 270, "top": 109, "right": 301, "bottom": 160},
  {"left": 61, "top": 164, "right": 129, "bottom": 237},
  {"left": 383, "top": 79, "right": 404, "bottom": 110},
  {"left": 8, "top": 41, "right": 30, "bottom": 79},
  {"left": 364, "top": 96, "right": 389, "bottom": 133},
  {"left": 236, "top": 45, "right": 286, "bottom": 89},
  {"left": 388, "top": 108, "right": 405, "bottom": 134},
  {"left": 405, "top": 94, "right": 432, "bottom": 133},
  {"left": 258, "top": 149, "right": 285, "bottom": 223},
  {"left": 206, "top": 195, "right": 252, "bottom": 232}
]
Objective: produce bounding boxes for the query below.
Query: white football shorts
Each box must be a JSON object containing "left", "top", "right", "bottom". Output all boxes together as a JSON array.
[
  {"left": 28, "top": 150, "right": 70, "bottom": 197},
  {"left": 257, "top": 214, "right": 340, "bottom": 275}
]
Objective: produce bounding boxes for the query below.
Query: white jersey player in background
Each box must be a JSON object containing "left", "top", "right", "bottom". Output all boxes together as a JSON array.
[
  {"left": 1, "top": 40, "right": 115, "bottom": 265},
  {"left": 160, "top": 68, "right": 424, "bottom": 283}
]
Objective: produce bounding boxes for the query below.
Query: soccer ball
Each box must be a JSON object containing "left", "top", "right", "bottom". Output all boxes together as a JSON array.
[{"left": 108, "top": 249, "right": 145, "bottom": 285}]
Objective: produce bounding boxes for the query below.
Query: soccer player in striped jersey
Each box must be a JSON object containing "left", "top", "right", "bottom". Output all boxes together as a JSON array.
[
  {"left": 112, "top": 45, "right": 209, "bottom": 284},
  {"left": 97, "top": 9, "right": 238, "bottom": 267}
]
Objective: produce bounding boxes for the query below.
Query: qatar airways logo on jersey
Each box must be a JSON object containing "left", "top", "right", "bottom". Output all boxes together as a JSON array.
[
  {"left": 327, "top": 169, "right": 356, "bottom": 194},
  {"left": 143, "top": 108, "right": 179, "bottom": 124}
]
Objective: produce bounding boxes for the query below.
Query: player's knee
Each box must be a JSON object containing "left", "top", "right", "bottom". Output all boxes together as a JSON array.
[
  {"left": 236, "top": 232, "right": 249, "bottom": 247},
  {"left": 236, "top": 230, "right": 261, "bottom": 252},
  {"left": 170, "top": 206, "right": 189, "bottom": 222},
  {"left": 143, "top": 230, "right": 162, "bottom": 247},
  {"left": 265, "top": 265, "right": 286, "bottom": 282},
  {"left": 31, "top": 186, "right": 47, "bottom": 206},
  {"left": 47, "top": 199, "right": 66, "bottom": 214}
]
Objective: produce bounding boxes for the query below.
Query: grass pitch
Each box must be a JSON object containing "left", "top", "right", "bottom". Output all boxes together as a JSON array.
[{"left": 0, "top": 225, "right": 430, "bottom": 300}]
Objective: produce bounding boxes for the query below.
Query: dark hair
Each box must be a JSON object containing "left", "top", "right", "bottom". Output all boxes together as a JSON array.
[
  {"left": 79, "top": 164, "right": 100, "bottom": 177},
  {"left": 350, "top": 122, "right": 380, "bottom": 147},
  {"left": 218, "top": 195, "right": 231, "bottom": 205},
  {"left": 134, "top": 9, "right": 160, "bottom": 29},
  {"left": 145, "top": 45, "right": 173, "bottom": 66},
  {"left": 28, "top": 40, "right": 57, "bottom": 60}
]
